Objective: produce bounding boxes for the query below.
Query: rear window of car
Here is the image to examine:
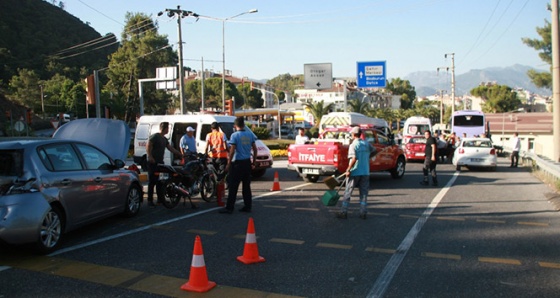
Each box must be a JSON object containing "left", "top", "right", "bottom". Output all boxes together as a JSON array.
[
  {"left": 409, "top": 138, "right": 426, "bottom": 144},
  {"left": 463, "top": 140, "right": 492, "bottom": 148},
  {"left": 0, "top": 150, "right": 23, "bottom": 176}
]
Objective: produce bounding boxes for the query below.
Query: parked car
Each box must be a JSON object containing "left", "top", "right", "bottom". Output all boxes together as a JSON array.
[
  {"left": 404, "top": 136, "right": 427, "bottom": 161},
  {"left": 452, "top": 137, "right": 497, "bottom": 171},
  {"left": 0, "top": 119, "right": 143, "bottom": 253}
]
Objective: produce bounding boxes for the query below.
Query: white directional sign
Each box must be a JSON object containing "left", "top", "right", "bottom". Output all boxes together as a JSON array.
[
  {"left": 156, "top": 66, "right": 177, "bottom": 90},
  {"left": 304, "top": 63, "right": 332, "bottom": 90}
]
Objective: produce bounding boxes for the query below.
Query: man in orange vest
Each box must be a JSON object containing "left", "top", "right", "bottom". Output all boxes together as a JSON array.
[{"left": 205, "top": 121, "right": 229, "bottom": 181}]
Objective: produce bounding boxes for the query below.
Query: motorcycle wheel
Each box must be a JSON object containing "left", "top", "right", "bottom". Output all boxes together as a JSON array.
[
  {"left": 160, "top": 180, "right": 181, "bottom": 209},
  {"left": 200, "top": 174, "right": 217, "bottom": 202}
]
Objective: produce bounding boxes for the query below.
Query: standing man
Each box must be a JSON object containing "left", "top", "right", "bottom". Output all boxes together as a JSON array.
[
  {"left": 510, "top": 132, "right": 521, "bottom": 167},
  {"left": 336, "top": 127, "right": 375, "bottom": 220},
  {"left": 180, "top": 126, "right": 197, "bottom": 155},
  {"left": 420, "top": 130, "right": 438, "bottom": 186},
  {"left": 146, "top": 122, "right": 182, "bottom": 207},
  {"left": 204, "top": 121, "right": 229, "bottom": 181},
  {"left": 220, "top": 117, "right": 258, "bottom": 214},
  {"left": 295, "top": 127, "right": 310, "bottom": 144}
]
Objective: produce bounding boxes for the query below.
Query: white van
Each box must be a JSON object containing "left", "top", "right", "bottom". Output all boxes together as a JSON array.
[
  {"left": 402, "top": 116, "right": 432, "bottom": 144},
  {"left": 319, "top": 112, "right": 387, "bottom": 134},
  {"left": 133, "top": 114, "right": 273, "bottom": 177}
]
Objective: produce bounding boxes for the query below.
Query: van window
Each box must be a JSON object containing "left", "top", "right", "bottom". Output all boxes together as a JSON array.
[
  {"left": 200, "top": 124, "right": 211, "bottom": 141},
  {"left": 136, "top": 123, "right": 151, "bottom": 140},
  {"left": 220, "top": 122, "right": 235, "bottom": 140}
]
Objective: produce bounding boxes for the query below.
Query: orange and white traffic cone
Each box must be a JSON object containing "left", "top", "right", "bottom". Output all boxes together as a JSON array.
[
  {"left": 270, "top": 171, "right": 281, "bottom": 191},
  {"left": 237, "top": 217, "right": 266, "bottom": 264},
  {"left": 181, "top": 235, "right": 217, "bottom": 293},
  {"left": 216, "top": 180, "right": 225, "bottom": 207}
]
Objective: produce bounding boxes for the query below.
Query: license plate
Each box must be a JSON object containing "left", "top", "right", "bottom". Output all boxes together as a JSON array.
[
  {"left": 258, "top": 162, "right": 270, "bottom": 167},
  {"left": 471, "top": 158, "right": 483, "bottom": 162},
  {"left": 415, "top": 153, "right": 425, "bottom": 156},
  {"left": 302, "top": 168, "right": 319, "bottom": 175},
  {"left": 158, "top": 173, "right": 169, "bottom": 180}
]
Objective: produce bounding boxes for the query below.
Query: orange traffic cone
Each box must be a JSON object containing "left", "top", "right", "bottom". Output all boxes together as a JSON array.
[
  {"left": 237, "top": 217, "right": 266, "bottom": 264},
  {"left": 181, "top": 235, "right": 217, "bottom": 293},
  {"left": 216, "top": 181, "right": 225, "bottom": 207},
  {"left": 270, "top": 171, "right": 281, "bottom": 191}
]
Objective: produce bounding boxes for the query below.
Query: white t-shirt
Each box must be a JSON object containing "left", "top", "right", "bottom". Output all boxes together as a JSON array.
[{"left": 295, "top": 134, "right": 309, "bottom": 145}]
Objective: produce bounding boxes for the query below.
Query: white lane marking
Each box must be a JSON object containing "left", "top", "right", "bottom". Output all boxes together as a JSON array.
[
  {"left": 48, "top": 182, "right": 312, "bottom": 256},
  {"left": 367, "top": 171, "right": 459, "bottom": 298}
]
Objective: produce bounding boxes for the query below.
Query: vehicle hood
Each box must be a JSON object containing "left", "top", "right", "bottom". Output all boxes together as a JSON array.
[
  {"left": 255, "top": 140, "right": 271, "bottom": 156},
  {"left": 52, "top": 118, "right": 131, "bottom": 161}
]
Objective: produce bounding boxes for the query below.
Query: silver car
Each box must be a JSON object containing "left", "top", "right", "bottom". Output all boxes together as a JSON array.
[{"left": 0, "top": 119, "right": 143, "bottom": 253}]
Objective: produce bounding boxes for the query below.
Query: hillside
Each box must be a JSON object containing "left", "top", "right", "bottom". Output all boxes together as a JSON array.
[
  {"left": 0, "top": 0, "right": 117, "bottom": 84},
  {"left": 405, "top": 64, "right": 551, "bottom": 97}
]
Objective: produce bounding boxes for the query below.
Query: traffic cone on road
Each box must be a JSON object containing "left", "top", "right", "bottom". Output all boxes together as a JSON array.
[
  {"left": 181, "top": 235, "right": 217, "bottom": 293},
  {"left": 270, "top": 171, "right": 281, "bottom": 191},
  {"left": 237, "top": 217, "right": 266, "bottom": 264}
]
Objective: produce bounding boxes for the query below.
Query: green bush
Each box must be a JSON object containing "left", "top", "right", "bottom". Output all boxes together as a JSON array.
[
  {"left": 251, "top": 126, "right": 271, "bottom": 140},
  {"left": 309, "top": 127, "right": 319, "bottom": 138}
]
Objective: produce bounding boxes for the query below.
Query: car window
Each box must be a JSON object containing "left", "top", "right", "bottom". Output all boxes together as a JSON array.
[
  {"left": 363, "top": 131, "right": 376, "bottom": 144},
  {"left": 41, "top": 143, "right": 83, "bottom": 171},
  {"left": 135, "top": 123, "right": 151, "bottom": 140},
  {"left": 75, "top": 143, "right": 112, "bottom": 170},
  {"left": 376, "top": 131, "right": 389, "bottom": 145}
]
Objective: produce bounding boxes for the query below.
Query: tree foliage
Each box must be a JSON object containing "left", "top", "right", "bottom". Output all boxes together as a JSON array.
[
  {"left": 348, "top": 98, "right": 370, "bottom": 114},
  {"left": 386, "top": 78, "right": 416, "bottom": 109},
  {"left": 522, "top": 20, "right": 551, "bottom": 89},
  {"left": 267, "top": 73, "right": 304, "bottom": 100},
  {"left": 470, "top": 84, "right": 521, "bottom": 113},
  {"left": 105, "top": 13, "right": 177, "bottom": 120},
  {"left": 302, "top": 100, "right": 335, "bottom": 127}
]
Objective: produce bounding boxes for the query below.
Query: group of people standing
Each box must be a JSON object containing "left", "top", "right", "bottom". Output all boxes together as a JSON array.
[{"left": 145, "top": 117, "right": 257, "bottom": 214}]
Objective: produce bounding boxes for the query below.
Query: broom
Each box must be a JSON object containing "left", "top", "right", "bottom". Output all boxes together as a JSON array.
[{"left": 324, "top": 174, "right": 346, "bottom": 190}]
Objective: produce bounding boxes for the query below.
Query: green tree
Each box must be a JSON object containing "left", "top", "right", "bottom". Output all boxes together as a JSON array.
[
  {"left": 471, "top": 84, "right": 521, "bottom": 113},
  {"left": 303, "top": 100, "right": 335, "bottom": 128},
  {"left": 522, "top": 20, "right": 551, "bottom": 89},
  {"left": 267, "top": 73, "right": 304, "bottom": 101},
  {"left": 386, "top": 78, "right": 416, "bottom": 109},
  {"left": 105, "top": 13, "right": 176, "bottom": 120},
  {"left": 8, "top": 69, "right": 41, "bottom": 110},
  {"left": 348, "top": 98, "right": 369, "bottom": 114}
]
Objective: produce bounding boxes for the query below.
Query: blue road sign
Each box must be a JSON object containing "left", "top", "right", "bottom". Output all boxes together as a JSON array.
[{"left": 356, "top": 61, "right": 386, "bottom": 88}]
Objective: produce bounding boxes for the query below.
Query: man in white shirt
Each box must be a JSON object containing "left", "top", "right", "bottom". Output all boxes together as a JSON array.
[
  {"left": 295, "top": 127, "right": 310, "bottom": 144},
  {"left": 510, "top": 132, "right": 521, "bottom": 167}
]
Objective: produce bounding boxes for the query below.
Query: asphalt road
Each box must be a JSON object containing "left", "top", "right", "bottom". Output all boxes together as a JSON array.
[{"left": 2, "top": 157, "right": 560, "bottom": 297}]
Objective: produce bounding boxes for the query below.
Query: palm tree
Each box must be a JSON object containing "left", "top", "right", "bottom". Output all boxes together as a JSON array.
[
  {"left": 348, "top": 98, "right": 369, "bottom": 114},
  {"left": 303, "top": 100, "right": 335, "bottom": 127}
]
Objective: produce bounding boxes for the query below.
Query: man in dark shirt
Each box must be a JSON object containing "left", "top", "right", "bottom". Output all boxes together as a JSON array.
[
  {"left": 420, "top": 130, "right": 438, "bottom": 186},
  {"left": 146, "top": 122, "right": 182, "bottom": 207}
]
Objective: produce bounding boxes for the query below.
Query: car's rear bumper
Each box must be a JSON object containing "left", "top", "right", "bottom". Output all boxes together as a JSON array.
[
  {"left": 0, "top": 193, "right": 50, "bottom": 245},
  {"left": 287, "top": 163, "right": 338, "bottom": 176}
]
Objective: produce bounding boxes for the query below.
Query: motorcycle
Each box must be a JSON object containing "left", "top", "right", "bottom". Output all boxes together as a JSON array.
[{"left": 155, "top": 153, "right": 216, "bottom": 209}]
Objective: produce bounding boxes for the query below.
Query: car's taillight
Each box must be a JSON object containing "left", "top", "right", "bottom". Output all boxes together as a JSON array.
[
  {"left": 490, "top": 148, "right": 496, "bottom": 155},
  {"left": 458, "top": 148, "right": 464, "bottom": 154}
]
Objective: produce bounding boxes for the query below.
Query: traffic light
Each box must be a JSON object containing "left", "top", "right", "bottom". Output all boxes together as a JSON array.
[
  {"left": 85, "top": 75, "right": 95, "bottom": 104},
  {"left": 26, "top": 109, "right": 32, "bottom": 124},
  {"left": 225, "top": 99, "right": 234, "bottom": 115}
]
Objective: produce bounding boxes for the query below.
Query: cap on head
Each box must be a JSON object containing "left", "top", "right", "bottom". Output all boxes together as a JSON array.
[
  {"left": 186, "top": 126, "right": 195, "bottom": 132},
  {"left": 350, "top": 127, "right": 361, "bottom": 135}
]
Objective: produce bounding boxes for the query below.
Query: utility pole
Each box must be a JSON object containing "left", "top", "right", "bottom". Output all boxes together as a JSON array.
[
  {"left": 437, "top": 53, "right": 456, "bottom": 117},
  {"left": 158, "top": 6, "right": 199, "bottom": 115},
  {"left": 438, "top": 89, "right": 446, "bottom": 125},
  {"left": 552, "top": 0, "right": 560, "bottom": 161}
]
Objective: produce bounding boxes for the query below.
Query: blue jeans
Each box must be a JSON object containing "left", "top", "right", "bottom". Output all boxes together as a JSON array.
[
  {"left": 340, "top": 175, "right": 369, "bottom": 214},
  {"left": 225, "top": 159, "right": 252, "bottom": 210}
]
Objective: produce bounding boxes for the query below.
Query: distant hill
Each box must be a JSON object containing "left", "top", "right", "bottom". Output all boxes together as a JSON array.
[{"left": 404, "top": 64, "right": 551, "bottom": 97}]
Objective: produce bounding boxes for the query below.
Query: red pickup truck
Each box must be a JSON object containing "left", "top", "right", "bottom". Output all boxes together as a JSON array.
[{"left": 287, "top": 125, "right": 406, "bottom": 182}]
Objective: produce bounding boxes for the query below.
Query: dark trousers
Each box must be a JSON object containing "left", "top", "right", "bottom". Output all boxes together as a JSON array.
[
  {"left": 212, "top": 157, "right": 228, "bottom": 181},
  {"left": 511, "top": 151, "right": 519, "bottom": 167},
  {"left": 225, "top": 159, "right": 252, "bottom": 210},
  {"left": 423, "top": 158, "right": 438, "bottom": 182},
  {"left": 147, "top": 162, "right": 162, "bottom": 203}
]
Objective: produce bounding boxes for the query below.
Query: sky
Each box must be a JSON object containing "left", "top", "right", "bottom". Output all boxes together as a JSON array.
[{"left": 62, "top": 0, "right": 551, "bottom": 81}]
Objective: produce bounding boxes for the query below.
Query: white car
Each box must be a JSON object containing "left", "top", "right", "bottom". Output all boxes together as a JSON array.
[{"left": 452, "top": 137, "right": 497, "bottom": 171}]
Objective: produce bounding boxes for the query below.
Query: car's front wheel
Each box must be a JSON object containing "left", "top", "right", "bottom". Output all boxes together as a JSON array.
[
  {"left": 35, "top": 206, "right": 64, "bottom": 254},
  {"left": 390, "top": 157, "right": 406, "bottom": 179},
  {"left": 122, "top": 184, "right": 142, "bottom": 217}
]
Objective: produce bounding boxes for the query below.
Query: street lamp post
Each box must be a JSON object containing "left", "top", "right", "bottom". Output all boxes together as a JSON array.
[
  {"left": 159, "top": 6, "right": 199, "bottom": 115},
  {"left": 221, "top": 9, "right": 258, "bottom": 111}
]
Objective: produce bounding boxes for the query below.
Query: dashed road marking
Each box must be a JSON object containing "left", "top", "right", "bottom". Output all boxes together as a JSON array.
[
  {"left": 316, "top": 242, "right": 352, "bottom": 250},
  {"left": 294, "top": 207, "right": 320, "bottom": 212},
  {"left": 263, "top": 205, "right": 287, "bottom": 209},
  {"left": 399, "top": 214, "right": 420, "bottom": 219},
  {"left": 477, "top": 219, "right": 506, "bottom": 224},
  {"left": 435, "top": 216, "right": 465, "bottom": 222},
  {"left": 539, "top": 261, "right": 560, "bottom": 269},
  {"left": 269, "top": 238, "right": 305, "bottom": 245},
  {"left": 478, "top": 257, "right": 522, "bottom": 265},
  {"left": 365, "top": 247, "right": 396, "bottom": 254},
  {"left": 422, "top": 252, "right": 461, "bottom": 261},
  {"left": 517, "top": 221, "right": 549, "bottom": 227}
]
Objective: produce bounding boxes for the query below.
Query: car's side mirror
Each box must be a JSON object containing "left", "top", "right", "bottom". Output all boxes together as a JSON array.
[{"left": 114, "top": 159, "right": 125, "bottom": 169}]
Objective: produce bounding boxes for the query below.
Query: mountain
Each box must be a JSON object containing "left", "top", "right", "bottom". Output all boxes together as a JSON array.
[{"left": 405, "top": 64, "right": 551, "bottom": 97}]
